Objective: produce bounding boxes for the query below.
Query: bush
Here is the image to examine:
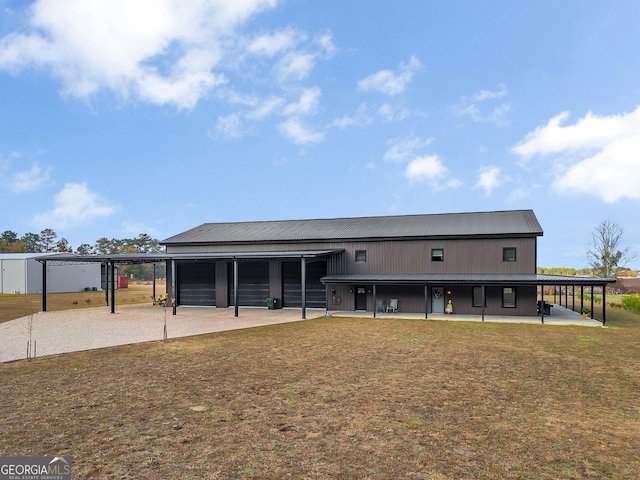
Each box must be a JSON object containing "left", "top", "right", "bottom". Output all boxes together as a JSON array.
[{"left": 621, "top": 295, "right": 640, "bottom": 314}]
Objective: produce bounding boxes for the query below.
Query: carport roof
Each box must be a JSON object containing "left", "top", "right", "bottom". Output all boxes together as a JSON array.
[
  {"left": 36, "top": 250, "right": 343, "bottom": 264},
  {"left": 321, "top": 273, "right": 616, "bottom": 286}
]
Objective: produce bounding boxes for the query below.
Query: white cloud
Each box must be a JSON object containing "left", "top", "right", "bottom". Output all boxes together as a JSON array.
[
  {"left": 246, "top": 27, "right": 300, "bottom": 57},
  {"left": 282, "top": 87, "right": 321, "bottom": 116},
  {"left": 404, "top": 155, "right": 448, "bottom": 185},
  {"left": 0, "top": 0, "right": 280, "bottom": 109},
  {"left": 383, "top": 136, "right": 432, "bottom": 163},
  {"left": 475, "top": 166, "right": 502, "bottom": 196},
  {"left": 358, "top": 55, "right": 422, "bottom": 96},
  {"left": 512, "top": 107, "right": 640, "bottom": 202},
  {"left": 33, "top": 182, "right": 118, "bottom": 228},
  {"left": 9, "top": 163, "right": 51, "bottom": 193},
  {"left": 278, "top": 118, "right": 324, "bottom": 145},
  {"left": 378, "top": 103, "right": 410, "bottom": 122},
  {"left": 452, "top": 84, "right": 511, "bottom": 125},
  {"left": 246, "top": 96, "right": 285, "bottom": 120},
  {"left": 275, "top": 51, "right": 316, "bottom": 81},
  {"left": 214, "top": 113, "right": 244, "bottom": 140},
  {"left": 330, "top": 103, "right": 372, "bottom": 129}
]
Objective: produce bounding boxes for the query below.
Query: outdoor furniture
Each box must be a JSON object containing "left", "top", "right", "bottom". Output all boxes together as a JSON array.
[
  {"left": 376, "top": 299, "right": 386, "bottom": 312},
  {"left": 537, "top": 301, "right": 552, "bottom": 315},
  {"left": 386, "top": 298, "right": 398, "bottom": 313}
]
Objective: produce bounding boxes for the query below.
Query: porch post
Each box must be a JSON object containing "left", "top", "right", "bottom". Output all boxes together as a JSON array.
[
  {"left": 565, "top": 285, "right": 568, "bottom": 308},
  {"left": 481, "top": 285, "right": 485, "bottom": 322},
  {"left": 424, "top": 284, "right": 428, "bottom": 319},
  {"left": 602, "top": 284, "right": 607, "bottom": 326},
  {"left": 373, "top": 284, "right": 377, "bottom": 318},
  {"left": 233, "top": 258, "right": 239, "bottom": 317},
  {"left": 110, "top": 261, "right": 116, "bottom": 314},
  {"left": 540, "top": 285, "right": 545, "bottom": 324},
  {"left": 41, "top": 260, "right": 47, "bottom": 312},
  {"left": 301, "top": 257, "right": 306, "bottom": 320},
  {"left": 152, "top": 263, "right": 156, "bottom": 303},
  {"left": 590, "top": 286, "right": 594, "bottom": 319},
  {"left": 171, "top": 259, "right": 177, "bottom": 315},
  {"left": 580, "top": 285, "right": 584, "bottom": 314},
  {"left": 572, "top": 285, "right": 575, "bottom": 312}
]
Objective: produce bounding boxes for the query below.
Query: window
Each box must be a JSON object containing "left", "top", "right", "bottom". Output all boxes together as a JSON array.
[
  {"left": 502, "top": 287, "right": 516, "bottom": 308},
  {"left": 431, "top": 248, "right": 444, "bottom": 262},
  {"left": 503, "top": 247, "right": 517, "bottom": 262},
  {"left": 472, "top": 286, "right": 485, "bottom": 307},
  {"left": 355, "top": 250, "right": 367, "bottom": 263}
]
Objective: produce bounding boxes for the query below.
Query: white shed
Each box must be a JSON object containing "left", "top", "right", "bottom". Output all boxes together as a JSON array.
[{"left": 0, "top": 253, "right": 102, "bottom": 294}]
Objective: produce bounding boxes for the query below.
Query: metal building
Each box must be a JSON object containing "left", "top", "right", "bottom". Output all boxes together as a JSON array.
[{"left": 0, "top": 253, "right": 102, "bottom": 294}]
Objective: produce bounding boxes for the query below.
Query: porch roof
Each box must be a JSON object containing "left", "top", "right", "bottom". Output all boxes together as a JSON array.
[{"left": 321, "top": 273, "right": 616, "bottom": 286}]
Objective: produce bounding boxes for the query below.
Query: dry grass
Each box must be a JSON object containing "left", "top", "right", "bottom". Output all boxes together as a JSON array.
[
  {"left": 1, "top": 305, "right": 638, "bottom": 479},
  {"left": 0, "top": 283, "right": 159, "bottom": 324}
]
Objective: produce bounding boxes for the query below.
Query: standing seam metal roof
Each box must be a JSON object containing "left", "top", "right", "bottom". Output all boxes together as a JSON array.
[{"left": 161, "top": 210, "right": 543, "bottom": 244}]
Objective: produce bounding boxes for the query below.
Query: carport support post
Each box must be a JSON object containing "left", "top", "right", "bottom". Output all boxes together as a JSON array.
[
  {"left": 110, "top": 261, "right": 116, "bottom": 314},
  {"left": 301, "top": 257, "right": 306, "bottom": 320},
  {"left": 41, "top": 261, "right": 47, "bottom": 312},
  {"left": 171, "top": 260, "right": 177, "bottom": 315},
  {"left": 105, "top": 263, "right": 109, "bottom": 306},
  {"left": 233, "top": 258, "right": 239, "bottom": 318}
]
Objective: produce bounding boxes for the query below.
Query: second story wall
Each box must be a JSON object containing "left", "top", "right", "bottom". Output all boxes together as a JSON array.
[{"left": 166, "top": 235, "right": 538, "bottom": 275}]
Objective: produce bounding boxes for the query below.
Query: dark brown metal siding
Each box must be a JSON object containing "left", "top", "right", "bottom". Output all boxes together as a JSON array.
[
  {"left": 166, "top": 237, "right": 537, "bottom": 275},
  {"left": 215, "top": 261, "right": 229, "bottom": 308}
]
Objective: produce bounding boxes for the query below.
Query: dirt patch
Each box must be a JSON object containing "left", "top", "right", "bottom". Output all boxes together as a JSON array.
[{"left": 1, "top": 313, "right": 639, "bottom": 479}]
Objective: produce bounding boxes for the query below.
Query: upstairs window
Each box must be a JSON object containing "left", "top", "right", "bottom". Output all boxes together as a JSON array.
[
  {"left": 355, "top": 250, "right": 367, "bottom": 263},
  {"left": 431, "top": 248, "right": 444, "bottom": 262},
  {"left": 503, "top": 247, "right": 517, "bottom": 262}
]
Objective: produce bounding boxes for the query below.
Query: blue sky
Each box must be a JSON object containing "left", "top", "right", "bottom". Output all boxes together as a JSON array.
[{"left": 1, "top": 0, "right": 639, "bottom": 268}]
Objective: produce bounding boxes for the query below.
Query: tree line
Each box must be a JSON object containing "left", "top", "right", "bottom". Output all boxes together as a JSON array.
[{"left": 0, "top": 229, "right": 165, "bottom": 280}]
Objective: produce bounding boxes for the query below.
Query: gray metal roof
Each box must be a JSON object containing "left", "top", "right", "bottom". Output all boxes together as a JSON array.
[
  {"left": 321, "top": 273, "right": 615, "bottom": 285},
  {"left": 36, "top": 250, "right": 343, "bottom": 264},
  {"left": 161, "top": 210, "right": 543, "bottom": 245}
]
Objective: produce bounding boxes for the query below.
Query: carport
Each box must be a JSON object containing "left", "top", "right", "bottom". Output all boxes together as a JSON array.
[{"left": 38, "top": 250, "right": 341, "bottom": 319}]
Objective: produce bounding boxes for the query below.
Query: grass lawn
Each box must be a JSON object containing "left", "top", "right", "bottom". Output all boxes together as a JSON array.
[{"left": 1, "top": 305, "right": 638, "bottom": 478}]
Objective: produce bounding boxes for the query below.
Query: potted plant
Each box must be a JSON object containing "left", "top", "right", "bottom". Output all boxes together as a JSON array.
[{"left": 581, "top": 307, "right": 590, "bottom": 319}]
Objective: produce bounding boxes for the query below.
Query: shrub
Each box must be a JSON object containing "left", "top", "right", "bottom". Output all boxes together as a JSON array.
[{"left": 621, "top": 294, "right": 640, "bottom": 314}]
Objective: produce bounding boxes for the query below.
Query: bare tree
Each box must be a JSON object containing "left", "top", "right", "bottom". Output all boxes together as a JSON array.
[{"left": 587, "top": 221, "right": 636, "bottom": 278}]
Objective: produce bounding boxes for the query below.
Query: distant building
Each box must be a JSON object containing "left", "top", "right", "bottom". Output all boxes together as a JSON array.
[{"left": 0, "top": 253, "right": 101, "bottom": 294}]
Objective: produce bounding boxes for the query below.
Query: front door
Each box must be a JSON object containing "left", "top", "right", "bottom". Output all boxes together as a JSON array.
[
  {"left": 355, "top": 286, "right": 367, "bottom": 310},
  {"left": 432, "top": 286, "right": 445, "bottom": 313}
]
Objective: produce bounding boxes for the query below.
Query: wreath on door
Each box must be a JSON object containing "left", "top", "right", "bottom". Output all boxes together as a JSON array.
[{"left": 433, "top": 289, "right": 442, "bottom": 299}]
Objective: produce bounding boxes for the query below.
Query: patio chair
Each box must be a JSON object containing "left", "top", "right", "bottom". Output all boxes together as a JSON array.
[{"left": 386, "top": 298, "right": 398, "bottom": 313}]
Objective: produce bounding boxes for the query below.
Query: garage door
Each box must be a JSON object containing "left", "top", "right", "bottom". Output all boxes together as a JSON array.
[
  {"left": 177, "top": 262, "right": 216, "bottom": 306},
  {"left": 229, "top": 261, "right": 269, "bottom": 306},
  {"left": 282, "top": 260, "right": 326, "bottom": 308}
]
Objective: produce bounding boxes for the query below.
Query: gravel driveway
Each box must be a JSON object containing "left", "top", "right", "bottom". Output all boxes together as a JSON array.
[{"left": 0, "top": 305, "right": 326, "bottom": 363}]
